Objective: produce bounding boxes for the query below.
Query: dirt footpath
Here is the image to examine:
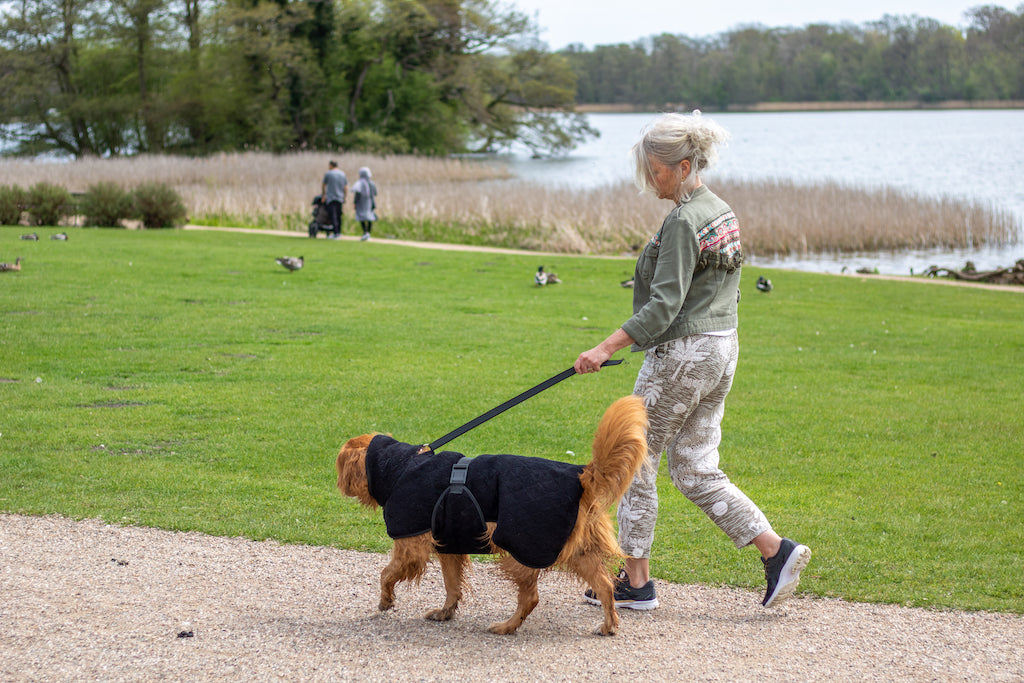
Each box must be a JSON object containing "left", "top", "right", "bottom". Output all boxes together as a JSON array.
[{"left": 2, "top": 514, "right": 1022, "bottom": 682}]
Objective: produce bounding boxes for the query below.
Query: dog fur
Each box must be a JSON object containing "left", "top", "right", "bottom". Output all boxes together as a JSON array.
[{"left": 335, "top": 394, "right": 648, "bottom": 635}]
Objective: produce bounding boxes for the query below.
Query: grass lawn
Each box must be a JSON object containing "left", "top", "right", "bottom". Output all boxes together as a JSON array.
[{"left": 1, "top": 226, "right": 1022, "bottom": 613}]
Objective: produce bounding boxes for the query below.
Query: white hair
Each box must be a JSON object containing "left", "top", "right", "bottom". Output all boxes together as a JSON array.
[{"left": 631, "top": 111, "right": 730, "bottom": 195}]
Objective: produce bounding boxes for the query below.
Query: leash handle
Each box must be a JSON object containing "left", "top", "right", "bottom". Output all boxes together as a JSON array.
[{"left": 424, "top": 359, "right": 623, "bottom": 453}]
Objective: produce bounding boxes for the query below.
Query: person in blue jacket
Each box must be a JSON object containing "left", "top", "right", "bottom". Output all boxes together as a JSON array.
[{"left": 321, "top": 160, "right": 347, "bottom": 239}]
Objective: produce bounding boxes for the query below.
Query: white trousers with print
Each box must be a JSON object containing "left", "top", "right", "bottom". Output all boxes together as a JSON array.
[{"left": 617, "top": 332, "right": 772, "bottom": 559}]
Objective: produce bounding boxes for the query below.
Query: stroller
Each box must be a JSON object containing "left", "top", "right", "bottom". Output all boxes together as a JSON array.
[{"left": 308, "top": 195, "right": 334, "bottom": 238}]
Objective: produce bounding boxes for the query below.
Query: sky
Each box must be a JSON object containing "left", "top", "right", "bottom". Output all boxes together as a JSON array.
[{"left": 507, "top": 0, "right": 1012, "bottom": 50}]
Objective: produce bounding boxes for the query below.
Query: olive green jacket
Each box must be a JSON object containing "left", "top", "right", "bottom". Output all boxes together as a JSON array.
[{"left": 622, "top": 185, "right": 743, "bottom": 351}]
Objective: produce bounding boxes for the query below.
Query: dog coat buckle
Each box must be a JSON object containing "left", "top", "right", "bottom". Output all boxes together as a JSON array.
[{"left": 449, "top": 457, "right": 470, "bottom": 493}]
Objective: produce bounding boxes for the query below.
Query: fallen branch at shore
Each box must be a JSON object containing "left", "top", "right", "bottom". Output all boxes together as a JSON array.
[{"left": 923, "top": 259, "right": 1024, "bottom": 285}]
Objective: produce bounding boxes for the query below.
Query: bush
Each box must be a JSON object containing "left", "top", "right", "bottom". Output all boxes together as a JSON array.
[
  {"left": 342, "top": 129, "right": 412, "bottom": 155},
  {"left": 133, "top": 182, "right": 187, "bottom": 228},
  {"left": 0, "top": 185, "right": 26, "bottom": 226},
  {"left": 81, "top": 181, "right": 134, "bottom": 227},
  {"left": 26, "top": 182, "right": 74, "bottom": 227}
]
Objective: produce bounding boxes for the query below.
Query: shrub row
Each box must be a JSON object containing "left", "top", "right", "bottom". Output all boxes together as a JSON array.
[{"left": 0, "top": 181, "right": 187, "bottom": 228}]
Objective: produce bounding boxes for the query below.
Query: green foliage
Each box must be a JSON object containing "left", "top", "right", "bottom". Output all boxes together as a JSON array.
[
  {"left": 0, "top": 0, "right": 593, "bottom": 158},
  {"left": 564, "top": 8, "right": 1024, "bottom": 106},
  {"left": 342, "top": 129, "right": 412, "bottom": 155},
  {"left": 81, "top": 181, "right": 134, "bottom": 228},
  {"left": 25, "top": 182, "right": 73, "bottom": 227},
  {"left": 1, "top": 228, "right": 1022, "bottom": 613},
  {"left": 468, "top": 50, "right": 598, "bottom": 155},
  {"left": 132, "top": 182, "right": 187, "bottom": 228},
  {"left": 0, "top": 184, "right": 26, "bottom": 225},
  {"left": 1, "top": 3, "right": 1022, "bottom": 157}
]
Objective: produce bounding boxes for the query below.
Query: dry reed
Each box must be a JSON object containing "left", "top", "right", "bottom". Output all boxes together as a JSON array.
[{"left": 1, "top": 152, "right": 1017, "bottom": 256}]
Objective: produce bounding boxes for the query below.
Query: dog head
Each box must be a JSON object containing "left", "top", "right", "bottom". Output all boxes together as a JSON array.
[{"left": 336, "top": 434, "right": 379, "bottom": 509}]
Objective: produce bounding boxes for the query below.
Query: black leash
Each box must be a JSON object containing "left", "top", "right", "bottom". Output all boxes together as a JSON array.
[{"left": 422, "top": 360, "right": 623, "bottom": 453}]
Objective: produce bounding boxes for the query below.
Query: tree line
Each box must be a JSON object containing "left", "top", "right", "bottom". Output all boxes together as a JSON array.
[
  {"left": 562, "top": 5, "right": 1024, "bottom": 107},
  {"left": 0, "top": 0, "right": 593, "bottom": 157},
  {"left": 1, "top": 2, "right": 1022, "bottom": 160}
]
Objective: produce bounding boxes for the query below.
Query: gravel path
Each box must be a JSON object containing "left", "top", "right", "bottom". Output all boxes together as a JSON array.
[{"left": 3, "top": 514, "right": 1022, "bottom": 682}]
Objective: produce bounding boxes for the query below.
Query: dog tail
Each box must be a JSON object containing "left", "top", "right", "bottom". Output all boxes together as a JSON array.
[{"left": 581, "top": 394, "right": 648, "bottom": 511}]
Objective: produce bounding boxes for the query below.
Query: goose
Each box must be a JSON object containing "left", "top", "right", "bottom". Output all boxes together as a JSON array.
[
  {"left": 51, "top": 232, "right": 68, "bottom": 240},
  {"left": 756, "top": 276, "right": 773, "bottom": 293},
  {"left": 0, "top": 257, "right": 22, "bottom": 272},
  {"left": 276, "top": 256, "right": 304, "bottom": 271},
  {"left": 535, "top": 265, "right": 560, "bottom": 286},
  {"left": 20, "top": 233, "right": 38, "bottom": 241}
]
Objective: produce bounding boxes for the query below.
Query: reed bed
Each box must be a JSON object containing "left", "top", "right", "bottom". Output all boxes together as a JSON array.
[
  {"left": 1, "top": 152, "right": 1017, "bottom": 255},
  {"left": 718, "top": 178, "right": 1020, "bottom": 256}
]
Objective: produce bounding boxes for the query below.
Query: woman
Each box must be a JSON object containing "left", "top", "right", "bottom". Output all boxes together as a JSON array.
[
  {"left": 575, "top": 112, "right": 810, "bottom": 610},
  {"left": 352, "top": 167, "right": 378, "bottom": 241}
]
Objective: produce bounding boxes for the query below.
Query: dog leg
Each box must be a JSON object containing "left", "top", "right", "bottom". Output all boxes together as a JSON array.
[
  {"left": 584, "top": 570, "right": 620, "bottom": 636},
  {"left": 573, "top": 554, "right": 620, "bottom": 636},
  {"left": 378, "top": 558, "right": 407, "bottom": 612},
  {"left": 488, "top": 557, "right": 541, "bottom": 635},
  {"left": 424, "top": 553, "right": 466, "bottom": 622},
  {"left": 378, "top": 537, "right": 431, "bottom": 612}
]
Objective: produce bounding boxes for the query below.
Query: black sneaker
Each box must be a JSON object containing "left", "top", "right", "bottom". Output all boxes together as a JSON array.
[
  {"left": 762, "top": 538, "right": 811, "bottom": 607},
  {"left": 584, "top": 568, "right": 659, "bottom": 610}
]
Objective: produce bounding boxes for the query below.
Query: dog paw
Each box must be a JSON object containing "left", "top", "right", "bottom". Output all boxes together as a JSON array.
[
  {"left": 378, "top": 599, "right": 395, "bottom": 612},
  {"left": 487, "top": 620, "right": 520, "bottom": 635},
  {"left": 423, "top": 607, "right": 455, "bottom": 622},
  {"left": 594, "top": 622, "right": 618, "bottom": 636}
]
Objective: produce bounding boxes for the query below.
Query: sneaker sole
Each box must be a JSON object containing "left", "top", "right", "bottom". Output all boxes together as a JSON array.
[
  {"left": 763, "top": 544, "right": 811, "bottom": 608},
  {"left": 583, "top": 593, "right": 659, "bottom": 611}
]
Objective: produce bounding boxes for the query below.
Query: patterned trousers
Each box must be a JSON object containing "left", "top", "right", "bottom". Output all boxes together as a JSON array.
[{"left": 618, "top": 332, "right": 772, "bottom": 559}]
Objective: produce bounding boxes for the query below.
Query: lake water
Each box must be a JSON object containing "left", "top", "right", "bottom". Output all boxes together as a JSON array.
[{"left": 503, "top": 110, "right": 1024, "bottom": 275}]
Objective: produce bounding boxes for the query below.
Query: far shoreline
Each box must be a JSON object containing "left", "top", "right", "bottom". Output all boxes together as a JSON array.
[{"left": 576, "top": 99, "right": 1024, "bottom": 113}]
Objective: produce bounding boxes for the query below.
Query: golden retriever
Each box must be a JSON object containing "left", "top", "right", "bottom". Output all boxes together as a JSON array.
[{"left": 335, "top": 395, "right": 647, "bottom": 635}]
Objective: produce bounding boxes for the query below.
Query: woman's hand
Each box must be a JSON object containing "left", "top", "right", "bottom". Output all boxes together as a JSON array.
[
  {"left": 574, "top": 347, "right": 611, "bottom": 374},
  {"left": 574, "top": 328, "right": 636, "bottom": 374}
]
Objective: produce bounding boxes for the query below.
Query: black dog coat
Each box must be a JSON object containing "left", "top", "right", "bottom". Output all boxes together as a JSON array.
[{"left": 365, "top": 434, "right": 585, "bottom": 569}]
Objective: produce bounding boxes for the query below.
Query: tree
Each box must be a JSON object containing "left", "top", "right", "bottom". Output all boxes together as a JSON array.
[
  {"left": 467, "top": 47, "right": 596, "bottom": 155},
  {"left": 214, "top": 0, "right": 329, "bottom": 150},
  {"left": 0, "top": 0, "right": 596, "bottom": 157},
  {"left": 335, "top": 0, "right": 594, "bottom": 155},
  {"left": 557, "top": 7, "right": 1024, "bottom": 109},
  {"left": 104, "top": 0, "right": 176, "bottom": 151},
  {"left": 964, "top": 5, "right": 1024, "bottom": 99},
  {"left": 0, "top": 0, "right": 102, "bottom": 156}
]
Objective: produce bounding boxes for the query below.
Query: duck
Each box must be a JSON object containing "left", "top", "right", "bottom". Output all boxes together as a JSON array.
[
  {"left": 756, "top": 276, "right": 773, "bottom": 293},
  {"left": 535, "top": 266, "right": 560, "bottom": 286},
  {"left": 51, "top": 232, "right": 68, "bottom": 240},
  {"left": 276, "top": 256, "right": 304, "bottom": 271},
  {"left": 0, "top": 257, "right": 22, "bottom": 272},
  {"left": 20, "top": 233, "right": 38, "bottom": 241}
]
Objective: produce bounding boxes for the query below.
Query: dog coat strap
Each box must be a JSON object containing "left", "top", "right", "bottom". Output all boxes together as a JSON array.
[{"left": 431, "top": 457, "right": 490, "bottom": 555}]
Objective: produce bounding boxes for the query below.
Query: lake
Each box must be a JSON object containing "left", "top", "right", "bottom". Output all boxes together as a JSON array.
[{"left": 503, "top": 110, "right": 1024, "bottom": 275}]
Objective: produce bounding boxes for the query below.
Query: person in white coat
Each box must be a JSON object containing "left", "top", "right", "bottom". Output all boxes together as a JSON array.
[{"left": 352, "top": 167, "right": 378, "bottom": 241}]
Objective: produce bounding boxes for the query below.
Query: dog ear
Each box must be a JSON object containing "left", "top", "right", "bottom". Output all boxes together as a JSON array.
[{"left": 336, "top": 434, "right": 377, "bottom": 508}]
